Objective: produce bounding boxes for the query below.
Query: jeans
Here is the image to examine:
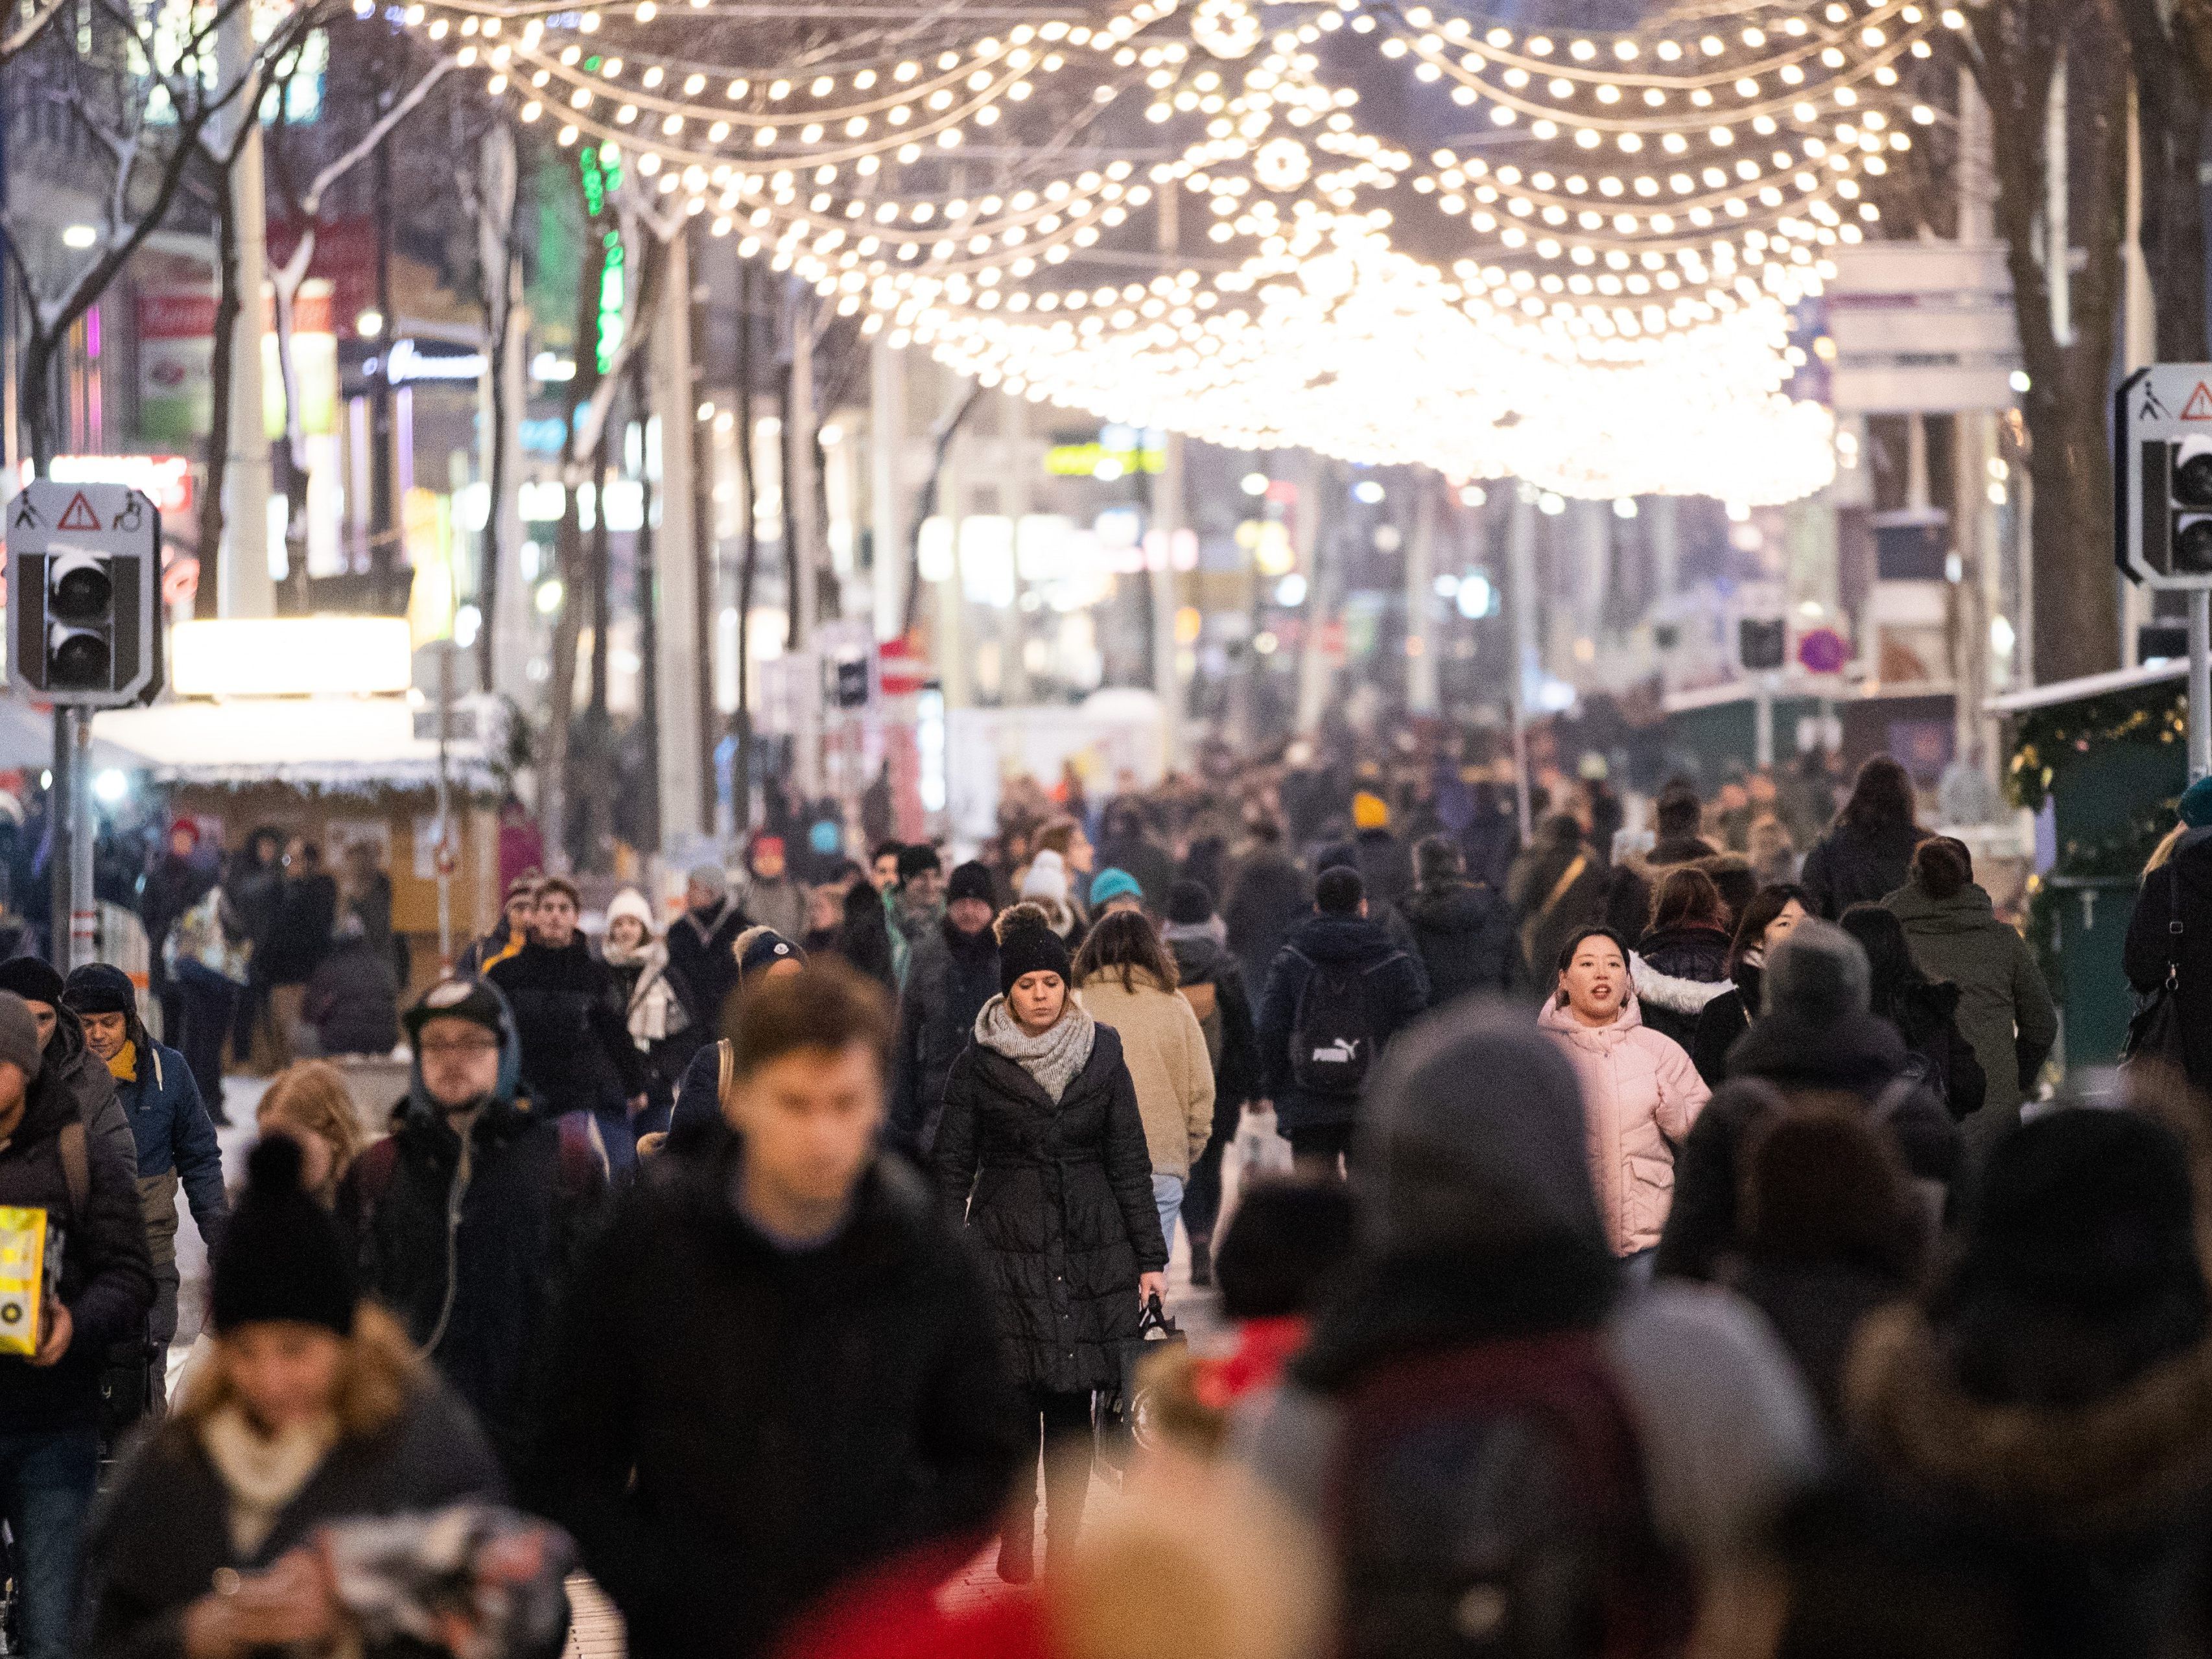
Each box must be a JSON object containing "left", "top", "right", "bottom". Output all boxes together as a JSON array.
[
  {"left": 0, "top": 1427, "right": 100, "bottom": 1659},
  {"left": 1151, "top": 1172, "right": 1185, "bottom": 1264},
  {"left": 1620, "top": 1247, "right": 1657, "bottom": 1286},
  {"left": 1182, "top": 1131, "right": 1229, "bottom": 1246}
]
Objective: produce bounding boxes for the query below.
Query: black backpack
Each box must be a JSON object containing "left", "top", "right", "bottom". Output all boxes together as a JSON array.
[
  {"left": 1288, "top": 948, "right": 1392, "bottom": 1097},
  {"left": 1332, "top": 1332, "right": 1691, "bottom": 1659}
]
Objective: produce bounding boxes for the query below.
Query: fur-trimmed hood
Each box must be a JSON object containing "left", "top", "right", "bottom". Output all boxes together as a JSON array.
[{"left": 1846, "top": 1303, "right": 2212, "bottom": 1538}]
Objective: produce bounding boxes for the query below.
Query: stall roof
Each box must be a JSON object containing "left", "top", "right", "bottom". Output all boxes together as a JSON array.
[
  {"left": 1983, "top": 660, "right": 2187, "bottom": 716},
  {"left": 91, "top": 698, "right": 493, "bottom": 792},
  {"left": 0, "top": 695, "right": 154, "bottom": 771},
  {"left": 1661, "top": 676, "right": 1955, "bottom": 715}
]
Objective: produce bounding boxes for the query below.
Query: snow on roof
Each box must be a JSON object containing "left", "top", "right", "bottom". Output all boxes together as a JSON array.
[{"left": 89, "top": 698, "right": 493, "bottom": 792}]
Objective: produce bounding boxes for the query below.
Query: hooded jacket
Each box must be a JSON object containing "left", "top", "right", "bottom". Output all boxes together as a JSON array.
[
  {"left": 302, "top": 929, "right": 401, "bottom": 1057},
  {"left": 1655, "top": 1007, "right": 1962, "bottom": 1284},
  {"left": 1247, "top": 1007, "right": 1819, "bottom": 1582},
  {"left": 1254, "top": 912, "right": 1430, "bottom": 1135},
  {"left": 0, "top": 1050, "right": 154, "bottom": 1431},
  {"left": 1222, "top": 846, "right": 1312, "bottom": 996},
  {"left": 1885, "top": 878, "right": 2058, "bottom": 1118},
  {"left": 1164, "top": 928, "right": 1262, "bottom": 1127},
  {"left": 344, "top": 994, "right": 607, "bottom": 1472},
  {"left": 888, "top": 915, "right": 1000, "bottom": 1156},
  {"left": 1536, "top": 995, "right": 1711, "bottom": 1256},
  {"left": 1632, "top": 921, "right": 1733, "bottom": 1049},
  {"left": 1398, "top": 877, "right": 1516, "bottom": 1004},
  {"left": 532, "top": 1135, "right": 1020, "bottom": 1659}
]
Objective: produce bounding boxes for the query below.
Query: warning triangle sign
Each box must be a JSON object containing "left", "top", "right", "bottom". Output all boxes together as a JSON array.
[
  {"left": 2182, "top": 382, "right": 2212, "bottom": 420},
  {"left": 55, "top": 491, "right": 100, "bottom": 531}
]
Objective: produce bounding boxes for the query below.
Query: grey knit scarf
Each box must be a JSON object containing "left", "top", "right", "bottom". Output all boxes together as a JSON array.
[{"left": 975, "top": 994, "right": 1096, "bottom": 1104}]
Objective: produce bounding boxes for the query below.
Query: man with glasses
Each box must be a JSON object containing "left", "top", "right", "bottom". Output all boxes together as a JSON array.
[{"left": 344, "top": 976, "right": 607, "bottom": 1475}]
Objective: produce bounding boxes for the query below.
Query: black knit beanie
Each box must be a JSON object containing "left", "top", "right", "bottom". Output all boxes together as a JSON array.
[
  {"left": 211, "top": 1136, "right": 359, "bottom": 1336},
  {"left": 947, "top": 861, "right": 997, "bottom": 909},
  {"left": 1166, "top": 879, "right": 1216, "bottom": 926},
  {"left": 998, "top": 923, "right": 1072, "bottom": 997},
  {"left": 0, "top": 956, "right": 66, "bottom": 1011}
]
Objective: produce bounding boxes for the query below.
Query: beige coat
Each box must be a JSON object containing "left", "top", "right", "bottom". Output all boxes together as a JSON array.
[{"left": 1077, "top": 970, "right": 1216, "bottom": 1179}]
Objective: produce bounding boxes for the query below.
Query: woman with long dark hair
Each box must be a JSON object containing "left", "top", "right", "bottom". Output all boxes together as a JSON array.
[
  {"left": 1837, "top": 901, "right": 1986, "bottom": 1120},
  {"left": 1800, "top": 755, "right": 1929, "bottom": 919},
  {"left": 1635, "top": 867, "right": 1733, "bottom": 1049},
  {"left": 1689, "top": 882, "right": 1810, "bottom": 1085}
]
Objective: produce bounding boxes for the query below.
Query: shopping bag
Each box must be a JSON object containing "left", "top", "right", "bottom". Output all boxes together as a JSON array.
[
  {"left": 1236, "top": 1104, "right": 1295, "bottom": 1183},
  {"left": 1099, "top": 1293, "right": 1186, "bottom": 1474},
  {"left": 0, "top": 1206, "right": 54, "bottom": 1358}
]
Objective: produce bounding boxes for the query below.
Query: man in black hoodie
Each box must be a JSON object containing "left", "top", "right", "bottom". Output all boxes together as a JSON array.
[
  {"left": 1256, "top": 867, "right": 1427, "bottom": 1176},
  {"left": 1398, "top": 835, "right": 1515, "bottom": 1004},
  {"left": 888, "top": 860, "right": 1000, "bottom": 1156},
  {"left": 488, "top": 875, "right": 650, "bottom": 1171},
  {"left": 347, "top": 976, "right": 607, "bottom": 1475},
  {"left": 0, "top": 991, "right": 152, "bottom": 1659}
]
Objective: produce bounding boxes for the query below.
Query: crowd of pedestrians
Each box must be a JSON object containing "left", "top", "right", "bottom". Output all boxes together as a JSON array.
[{"left": 0, "top": 742, "right": 2192, "bottom": 1659}]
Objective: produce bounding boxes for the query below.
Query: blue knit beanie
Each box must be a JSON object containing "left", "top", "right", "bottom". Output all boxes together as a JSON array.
[{"left": 2180, "top": 775, "right": 2212, "bottom": 830}]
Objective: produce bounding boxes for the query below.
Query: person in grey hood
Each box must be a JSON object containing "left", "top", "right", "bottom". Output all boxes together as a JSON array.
[
  {"left": 1161, "top": 879, "right": 1260, "bottom": 1287},
  {"left": 1243, "top": 1000, "right": 1820, "bottom": 1651}
]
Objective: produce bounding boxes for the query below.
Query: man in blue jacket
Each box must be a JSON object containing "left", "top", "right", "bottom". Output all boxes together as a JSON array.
[{"left": 62, "top": 963, "right": 228, "bottom": 1393}]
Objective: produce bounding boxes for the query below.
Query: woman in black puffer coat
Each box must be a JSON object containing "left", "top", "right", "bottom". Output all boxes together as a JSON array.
[
  {"left": 933, "top": 908, "right": 1166, "bottom": 1584},
  {"left": 1636, "top": 866, "right": 1735, "bottom": 1050}
]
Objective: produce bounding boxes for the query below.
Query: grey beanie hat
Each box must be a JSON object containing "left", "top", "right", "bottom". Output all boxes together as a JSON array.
[
  {"left": 0, "top": 993, "right": 43, "bottom": 1086},
  {"left": 1762, "top": 917, "right": 1871, "bottom": 1022},
  {"left": 1356, "top": 1000, "right": 1603, "bottom": 1258},
  {"left": 687, "top": 862, "right": 729, "bottom": 893}
]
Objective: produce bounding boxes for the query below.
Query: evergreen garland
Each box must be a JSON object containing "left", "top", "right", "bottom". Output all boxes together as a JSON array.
[{"left": 2005, "top": 681, "right": 2185, "bottom": 813}]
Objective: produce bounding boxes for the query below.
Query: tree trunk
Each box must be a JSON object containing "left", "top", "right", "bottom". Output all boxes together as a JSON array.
[
  {"left": 2121, "top": 0, "right": 2210, "bottom": 360},
  {"left": 270, "top": 241, "right": 313, "bottom": 613},
  {"left": 194, "top": 178, "right": 242, "bottom": 620},
  {"left": 733, "top": 256, "right": 759, "bottom": 827},
  {"left": 779, "top": 356, "right": 799, "bottom": 652},
  {"left": 690, "top": 229, "right": 716, "bottom": 832},
  {"left": 480, "top": 247, "right": 516, "bottom": 692},
  {"left": 1972, "top": 0, "right": 2129, "bottom": 685},
  {"left": 539, "top": 216, "right": 606, "bottom": 874}
]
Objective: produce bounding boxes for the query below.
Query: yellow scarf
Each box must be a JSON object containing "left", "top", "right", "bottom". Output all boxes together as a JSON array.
[{"left": 106, "top": 1040, "right": 136, "bottom": 1083}]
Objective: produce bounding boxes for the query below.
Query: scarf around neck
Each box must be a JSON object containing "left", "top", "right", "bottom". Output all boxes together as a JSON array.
[
  {"left": 975, "top": 994, "right": 1096, "bottom": 1103},
  {"left": 201, "top": 1404, "right": 339, "bottom": 1557}
]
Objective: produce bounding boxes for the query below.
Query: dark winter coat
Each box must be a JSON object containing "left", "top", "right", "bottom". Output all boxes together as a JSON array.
[
  {"left": 667, "top": 895, "right": 750, "bottom": 1031},
  {"left": 1094, "top": 832, "right": 1177, "bottom": 915},
  {"left": 1601, "top": 846, "right": 1746, "bottom": 947},
  {"left": 1507, "top": 833, "right": 1608, "bottom": 985},
  {"left": 223, "top": 853, "right": 284, "bottom": 959},
  {"left": 602, "top": 949, "right": 702, "bottom": 1097},
  {"left": 0, "top": 1058, "right": 153, "bottom": 1431},
  {"left": 888, "top": 919, "right": 1000, "bottom": 1157},
  {"left": 2127, "top": 832, "right": 2212, "bottom": 1096},
  {"left": 260, "top": 870, "right": 338, "bottom": 985},
  {"left": 836, "top": 883, "right": 899, "bottom": 993},
  {"left": 1801, "top": 819, "right": 1930, "bottom": 921},
  {"left": 488, "top": 938, "right": 650, "bottom": 1120},
  {"left": 1654, "top": 1010, "right": 1960, "bottom": 1284},
  {"left": 932, "top": 1024, "right": 1168, "bottom": 1394},
  {"left": 78, "top": 1379, "right": 507, "bottom": 1659},
  {"left": 1727, "top": 1258, "right": 1911, "bottom": 1425},
  {"left": 139, "top": 853, "right": 214, "bottom": 988},
  {"left": 346, "top": 1092, "right": 607, "bottom": 1471},
  {"left": 1459, "top": 803, "right": 1521, "bottom": 893},
  {"left": 1690, "top": 964, "right": 1759, "bottom": 1089},
  {"left": 1398, "top": 877, "right": 1516, "bottom": 1004},
  {"left": 1164, "top": 931, "right": 1262, "bottom": 1134},
  {"left": 1873, "top": 976, "right": 1986, "bottom": 1121},
  {"left": 302, "top": 932, "right": 401, "bottom": 1057},
  {"left": 113, "top": 1038, "right": 227, "bottom": 1243},
  {"left": 1782, "top": 1312, "right": 2212, "bottom": 1658},
  {"left": 1254, "top": 913, "right": 1430, "bottom": 1135},
  {"left": 532, "top": 1134, "right": 1020, "bottom": 1659},
  {"left": 1352, "top": 827, "right": 1414, "bottom": 911},
  {"left": 1223, "top": 847, "right": 1312, "bottom": 998},
  {"left": 1887, "top": 879, "right": 2058, "bottom": 1121},
  {"left": 1634, "top": 921, "right": 1733, "bottom": 1049}
]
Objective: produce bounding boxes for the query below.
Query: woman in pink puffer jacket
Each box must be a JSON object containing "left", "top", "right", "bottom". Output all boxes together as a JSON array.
[{"left": 1536, "top": 923, "right": 1712, "bottom": 1264}]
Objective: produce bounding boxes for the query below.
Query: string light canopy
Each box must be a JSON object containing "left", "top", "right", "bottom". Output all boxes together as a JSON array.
[{"left": 399, "top": 0, "right": 1945, "bottom": 500}]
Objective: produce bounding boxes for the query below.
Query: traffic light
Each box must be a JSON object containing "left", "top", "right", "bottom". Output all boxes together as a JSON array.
[
  {"left": 2117, "top": 364, "right": 2212, "bottom": 589},
  {"left": 1739, "top": 617, "right": 1787, "bottom": 672},
  {"left": 6, "top": 483, "right": 163, "bottom": 707}
]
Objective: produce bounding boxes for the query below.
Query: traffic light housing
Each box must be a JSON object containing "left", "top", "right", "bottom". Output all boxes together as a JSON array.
[
  {"left": 2116, "top": 364, "right": 2212, "bottom": 589},
  {"left": 2134, "top": 435, "right": 2212, "bottom": 579},
  {"left": 6, "top": 484, "right": 163, "bottom": 707},
  {"left": 1739, "top": 617, "right": 1787, "bottom": 672}
]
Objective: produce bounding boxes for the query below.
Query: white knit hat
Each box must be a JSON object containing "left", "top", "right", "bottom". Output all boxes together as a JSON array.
[
  {"left": 606, "top": 887, "right": 657, "bottom": 934},
  {"left": 1019, "top": 848, "right": 1068, "bottom": 904}
]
